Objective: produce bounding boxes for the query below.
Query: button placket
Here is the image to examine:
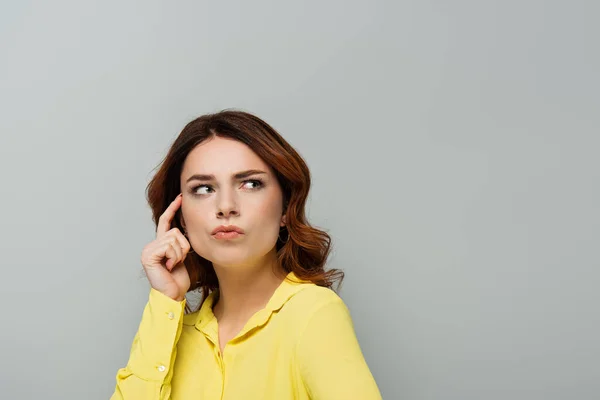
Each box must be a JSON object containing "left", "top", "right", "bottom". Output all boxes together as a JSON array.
[{"left": 156, "top": 308, "right": 177, "bottom": 375}]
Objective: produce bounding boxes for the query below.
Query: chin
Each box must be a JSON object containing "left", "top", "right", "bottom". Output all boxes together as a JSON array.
[{"left": 204, "top": 249, "right": 256, "bottom": 268}]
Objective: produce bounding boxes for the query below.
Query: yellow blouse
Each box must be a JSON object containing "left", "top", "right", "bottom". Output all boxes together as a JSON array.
[{"left": 110, "top": 272, "right": 382, "bottom": 399}]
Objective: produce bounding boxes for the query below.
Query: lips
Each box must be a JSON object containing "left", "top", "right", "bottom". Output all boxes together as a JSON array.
[
  {"left": 213, "top": 231, "right": 243, "bottom": 240},
  {"left": 211, "top": 225, "right": 245, "bottom": 235}
]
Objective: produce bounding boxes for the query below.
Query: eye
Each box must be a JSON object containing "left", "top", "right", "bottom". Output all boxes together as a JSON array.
[
  {"left": 242, "top": 179, "right": 263, "bottom": 190},
  {"left": 192, "top": 185, "right": 213, "bottom": 195},
  {"left": 190, "top": 180, "right": 263, "bottom": 196}
]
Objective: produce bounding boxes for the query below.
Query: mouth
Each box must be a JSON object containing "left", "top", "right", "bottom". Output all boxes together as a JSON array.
[
  {"left": 212, "top": 231, "right": 244, "bottom": 240},
  {"left": 211, "top": 225, "right": 245, "bottom": 240}
]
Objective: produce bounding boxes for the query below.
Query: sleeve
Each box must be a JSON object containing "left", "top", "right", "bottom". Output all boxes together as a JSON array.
[
  {"left": 295, "top": 297, "right": 382, "bottom": 400},
  {"left": 110, "top": 288, "right": 186, "bottom": 400}
]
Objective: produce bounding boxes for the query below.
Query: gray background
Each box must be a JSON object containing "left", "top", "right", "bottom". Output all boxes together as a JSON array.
[{"left": 1, "top": 1, "right": 598, "bottom": 399}]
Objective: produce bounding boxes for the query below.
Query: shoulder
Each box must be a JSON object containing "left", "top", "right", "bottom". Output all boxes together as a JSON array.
[
  {"left": 279, "top": 284, "right": 349, "bottom": 331},
  {"left": 284, "top": 285, "right": 360, "bottom": 360},
  {"left": 287, "top": 283, "right": 345, "bottom": 311}
]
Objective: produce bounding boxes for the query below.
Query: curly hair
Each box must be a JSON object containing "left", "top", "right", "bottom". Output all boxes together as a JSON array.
[{"left": 145, "top": 109, "right": 343, "bottom": 312}]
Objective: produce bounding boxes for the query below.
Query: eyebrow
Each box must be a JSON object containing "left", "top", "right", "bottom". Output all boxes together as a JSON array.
[{"left": 185, "top": 169, "right": 267, "bottom": 183}]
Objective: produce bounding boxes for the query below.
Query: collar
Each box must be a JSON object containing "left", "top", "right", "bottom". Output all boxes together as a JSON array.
[{"left": 187, "top": 271, "right": 313, "bottom": 345}]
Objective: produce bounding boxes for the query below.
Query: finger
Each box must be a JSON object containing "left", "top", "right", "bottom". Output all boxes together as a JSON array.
[
  {"left": 156, "top": 193, "right": 183, "bottom": 238},
  {"left": 169, "top": 238, "right": 184, "bottom": 269},
  {"left": 169, "top": 228, "right": 191, "bottom": 257},
  {"left": 164, "top": 241, "right": 181, "bottom": 271},
  {"left": 165, "top": 237, "right": 184, "bottom": 271},
  {"left": 163, "top": 228, "right": 188, "bottom": 262}
]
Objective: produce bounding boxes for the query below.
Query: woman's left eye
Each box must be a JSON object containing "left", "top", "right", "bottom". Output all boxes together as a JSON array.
[{"left": 243, "top": 179, "right": 263, "bottom": 190}]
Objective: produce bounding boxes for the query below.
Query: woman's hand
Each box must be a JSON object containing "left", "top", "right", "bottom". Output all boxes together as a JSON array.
[{"left": 140, "top": 193, "right": 191, "bottom": 301}]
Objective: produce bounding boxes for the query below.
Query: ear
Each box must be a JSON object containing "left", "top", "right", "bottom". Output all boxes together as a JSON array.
[{"left": 280, "top": 214, "right": 287, "bottom": 227}]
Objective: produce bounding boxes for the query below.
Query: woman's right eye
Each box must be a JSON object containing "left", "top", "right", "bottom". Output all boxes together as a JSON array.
[{"left": 192, "top": 185, "right": 213, "bottom": 195}]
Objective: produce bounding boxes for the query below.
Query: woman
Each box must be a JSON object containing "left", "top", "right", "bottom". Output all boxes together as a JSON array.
[{"left": 111, "top": 110, "right": 382, "bottom": 399}]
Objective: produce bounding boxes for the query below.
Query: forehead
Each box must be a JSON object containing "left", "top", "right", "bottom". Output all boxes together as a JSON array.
[{"left": 181, "top": 136, "right": 271, "bottom": 176}]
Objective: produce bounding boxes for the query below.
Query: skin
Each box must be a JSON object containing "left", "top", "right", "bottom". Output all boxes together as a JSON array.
[
  {"left": 140, "top": 193, "right": 191, "bottom": 302},
  {"left": 177, "top": 136, "right": 288, "bottom": 354}
]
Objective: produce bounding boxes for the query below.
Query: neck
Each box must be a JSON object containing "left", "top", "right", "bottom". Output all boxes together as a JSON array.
[{"left": 212, "top": 250, "right": 286, "bottom": 323}]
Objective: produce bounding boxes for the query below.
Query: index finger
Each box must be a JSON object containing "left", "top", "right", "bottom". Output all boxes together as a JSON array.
[{"left": 156, "top": 193, "right": 182, "bottom": 238}]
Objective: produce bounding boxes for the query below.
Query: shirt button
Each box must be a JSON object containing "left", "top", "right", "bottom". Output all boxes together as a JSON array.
[
  {"left": 167, "top": 312, "right": 175, "bottom": 320},
  {"left": 157, "top": 365, "right": 166, "bottom": 372}
]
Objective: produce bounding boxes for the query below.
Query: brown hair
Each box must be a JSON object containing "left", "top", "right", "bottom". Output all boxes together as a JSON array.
[{"left": 145, "top": 109, "right": 344, "bottom": 312}]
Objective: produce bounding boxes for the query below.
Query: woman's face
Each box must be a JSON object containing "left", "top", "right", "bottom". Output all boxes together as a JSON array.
[{"left": 179, "top": 136, "right": 286, "bottom": 270}]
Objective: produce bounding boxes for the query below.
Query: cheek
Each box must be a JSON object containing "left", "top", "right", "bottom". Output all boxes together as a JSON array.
[
  {"left": 260, "top": 198, "right": 282, "bottom": 218},
  {"left": 252, "top": 197, "right": 284, "bottom": 244},
  {"left": 182, "top": 203, "right": 211, "bottom": 232},
  {"left": 255, "top": 190, "right": 283, "bottom": 224}
]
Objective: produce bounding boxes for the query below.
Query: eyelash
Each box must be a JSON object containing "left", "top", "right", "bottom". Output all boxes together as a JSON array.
[{"left": 190, "top": 179, "right": 264, "bottom": 196}]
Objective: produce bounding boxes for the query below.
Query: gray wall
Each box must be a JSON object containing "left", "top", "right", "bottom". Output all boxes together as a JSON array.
[{"left": 1, "top": 1, "right": 598, "bottom": 399}]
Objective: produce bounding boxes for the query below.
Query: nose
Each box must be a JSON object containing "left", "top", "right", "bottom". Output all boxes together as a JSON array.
[{"left": 216, "top": 189, "right": 239, "bottom": 219}]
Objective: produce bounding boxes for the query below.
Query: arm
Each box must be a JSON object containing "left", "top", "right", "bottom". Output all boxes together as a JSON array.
[
  {"left": 110, "top": 288, "right": 186, "bottom": 400},
  {"left": 296, "top": 297, "right": 382, "bottom": 400}
]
